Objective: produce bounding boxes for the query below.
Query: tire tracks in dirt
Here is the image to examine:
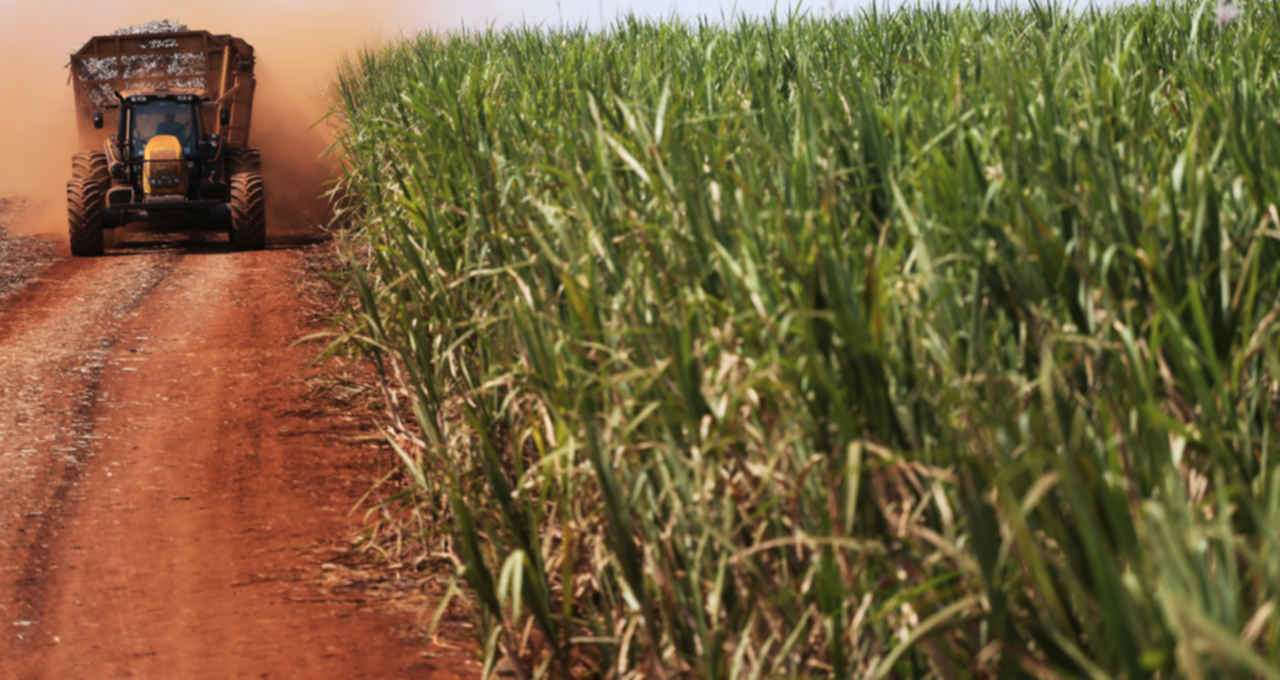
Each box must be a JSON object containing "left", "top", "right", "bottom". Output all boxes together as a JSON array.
[
  {"left": 0, "top": 238, "right": 475, "bottom": 678},
  {"left": 1, "top": 252, "right": 179, "bottom": 640}
]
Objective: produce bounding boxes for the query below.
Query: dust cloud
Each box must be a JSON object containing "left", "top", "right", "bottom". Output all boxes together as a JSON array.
[{"left": 0, "top": 0, "right": 485, "bottom": 236}]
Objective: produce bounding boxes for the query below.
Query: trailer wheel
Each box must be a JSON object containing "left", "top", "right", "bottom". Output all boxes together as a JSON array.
[
  {"left": 67, "top": 152, "right": 110, "bottom": 257},
  {"left": 229, "top": 170, "right": 266, "bottom": 251}
]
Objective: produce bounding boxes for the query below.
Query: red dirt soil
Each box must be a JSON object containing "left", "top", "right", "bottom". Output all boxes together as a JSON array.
[{"left": 0, "top": 232, "right": 478, "bottom": 678}]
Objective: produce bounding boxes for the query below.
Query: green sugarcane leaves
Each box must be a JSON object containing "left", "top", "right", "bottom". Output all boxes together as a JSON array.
[{"left": 332, "top": 4, "right": 1280, "bottom": 677}]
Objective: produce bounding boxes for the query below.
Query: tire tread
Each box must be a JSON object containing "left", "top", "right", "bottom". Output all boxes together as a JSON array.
[
  {"left": 67, "top": 152, "right": 109, "bottom": 257},
  {"left": 229, "top": 169, "right": 266, "bottom": 250}
]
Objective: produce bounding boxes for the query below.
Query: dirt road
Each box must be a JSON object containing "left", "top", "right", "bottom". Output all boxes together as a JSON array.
[{"left": 0, "top": 232, "right": 474, "bottom": 678}]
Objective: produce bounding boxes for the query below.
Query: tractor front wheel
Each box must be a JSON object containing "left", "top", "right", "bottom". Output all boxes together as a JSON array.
[
  {"left": 67, "top": 152, "right": 109, "bottom": 257},
  {"left": 229, "top": 170, "right": 266, "bottom": 251}
]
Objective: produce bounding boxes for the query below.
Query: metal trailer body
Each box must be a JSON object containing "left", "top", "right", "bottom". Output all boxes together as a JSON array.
[{"left": 71, "top": 31, "right": 256, "bottom": 155}]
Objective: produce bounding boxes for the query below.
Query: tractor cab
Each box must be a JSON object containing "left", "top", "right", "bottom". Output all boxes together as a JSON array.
[
  {"left": 106, "top": 93, "right": 226, "bottom": 201},
  {"left": 123, "top": 95, "right": 202, "bottom": 159},
  {"left": 102, "top": 94, "right": 232, "bottom": 203}
]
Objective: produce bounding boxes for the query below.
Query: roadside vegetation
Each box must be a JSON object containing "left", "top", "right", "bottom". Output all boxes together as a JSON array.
[{"left": 331, "top": 2, "right": 1280, "bottom": 676}]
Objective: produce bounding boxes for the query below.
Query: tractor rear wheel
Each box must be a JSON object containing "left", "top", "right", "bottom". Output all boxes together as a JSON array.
[
  {"left": 229, "top": 170, "right": 266, "bottom": 251},
  {"left": 68, "top": 152, "right": 110, "bottom": 257}
]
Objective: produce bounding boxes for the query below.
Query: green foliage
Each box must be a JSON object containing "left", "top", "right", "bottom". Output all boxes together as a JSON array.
[{"left": 332, "top": 3, "right": 1280, "bottom": 676}]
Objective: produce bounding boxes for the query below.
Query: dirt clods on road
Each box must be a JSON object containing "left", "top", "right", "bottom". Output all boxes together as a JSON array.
[{"left": 0, "top": 199, "right": 56, "bottom": 303}]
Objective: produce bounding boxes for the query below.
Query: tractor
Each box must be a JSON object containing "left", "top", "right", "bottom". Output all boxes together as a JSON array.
[{"left": 67, "top": 30, "right": 265, "bottom": 256}]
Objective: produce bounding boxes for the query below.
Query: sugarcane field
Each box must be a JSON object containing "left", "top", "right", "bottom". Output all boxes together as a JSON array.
[{"left": 0, "top": 1, "right": 1277, "bottom": 678}]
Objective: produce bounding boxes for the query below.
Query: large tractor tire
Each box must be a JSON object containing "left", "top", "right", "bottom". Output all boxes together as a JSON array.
[
  {"left": 72, "top": 151, "right": 110, "bottom": 184},
  {"left": 229, "top": 170, "right": 266, "bottom": 251},
  {"left": 231, "top": 148, "right": 262, "bottom": 173},
  {"left": 68, "top": 152, "right": 109, "bottom": 257}
]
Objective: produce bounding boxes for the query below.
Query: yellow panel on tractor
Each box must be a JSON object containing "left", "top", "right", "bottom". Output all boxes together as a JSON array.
[{"left": 143, "top": 135, "right": 187, "bottom": 196}]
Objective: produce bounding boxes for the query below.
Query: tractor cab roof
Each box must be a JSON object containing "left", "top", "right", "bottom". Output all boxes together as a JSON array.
[{"left": 119, "top": 90, "right": 207, "bottom": 104}]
